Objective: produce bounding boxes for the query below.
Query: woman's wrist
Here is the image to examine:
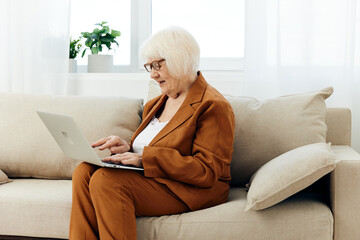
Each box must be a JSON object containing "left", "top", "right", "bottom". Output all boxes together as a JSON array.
[{"left": 137, "top": 154, "right": 143, "bottom": 167}]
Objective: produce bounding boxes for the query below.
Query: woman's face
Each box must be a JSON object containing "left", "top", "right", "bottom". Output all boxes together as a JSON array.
[{"left": 147, "top": 58, "right": 179, "bottom": 98}]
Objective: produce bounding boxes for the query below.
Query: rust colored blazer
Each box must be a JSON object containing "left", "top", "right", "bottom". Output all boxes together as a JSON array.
[{"left": 130, "top": 72, "right": 235, "bottom": 211}]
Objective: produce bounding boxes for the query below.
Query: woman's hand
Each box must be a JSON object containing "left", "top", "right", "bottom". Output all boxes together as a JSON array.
[
  {"left": 91, "top": 135, "right": 130, "bottom": 155},
  {"left": 102, "top": 152, "right": 143, "bottom": 167}
]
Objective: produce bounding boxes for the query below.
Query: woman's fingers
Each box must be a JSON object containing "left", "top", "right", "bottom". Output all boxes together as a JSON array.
[
  {"left": 109, "top": 145, "right": 130, "bottom": 154},
  {"left": 102, "top": 153, "right": 127, "bottom": 164},
  {"left": 92, "top": 136, "right": 121, "bottom": 150},
  {"left": 102, "top": 153, "right": 141, "bottom": 167},
  {"left": 98, "top": 137, "right": 118, "bottom": 150},
  {"left": 92, "top": 136, "right": 130, "bottom": 154},
  {"left": 91, "top": 137, "right": 109, "bottom": 148}
]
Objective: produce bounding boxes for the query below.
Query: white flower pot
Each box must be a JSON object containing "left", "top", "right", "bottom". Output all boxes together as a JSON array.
[
  {"left": 69, "top": 59, "right": 77, "bottom": 73},
  {"left": 88, "top": 55, "right": 114, "bottom": 73}
]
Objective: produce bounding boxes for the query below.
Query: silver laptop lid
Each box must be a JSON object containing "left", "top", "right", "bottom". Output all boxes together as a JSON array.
[{"left": 36, "top": 111, "right": 103, "bottom": 166}]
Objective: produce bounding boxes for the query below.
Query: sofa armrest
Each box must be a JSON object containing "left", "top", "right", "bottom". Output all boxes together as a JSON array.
[{"left": 330, "top": 145, "right": 360, "bottom": 240}]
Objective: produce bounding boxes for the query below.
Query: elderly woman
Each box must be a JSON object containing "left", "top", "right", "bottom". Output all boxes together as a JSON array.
[{"left": 69, "top": 26, "right": 235, "bottom": 240}]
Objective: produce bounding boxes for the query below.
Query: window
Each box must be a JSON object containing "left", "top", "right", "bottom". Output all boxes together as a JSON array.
[
  {"left": 152, "top": 0, "right": 244, "bottom": 58},
  {"left": 151, "top": 0, "right": 244, "bottom": 70},
  {"left": 70, "top": 0, "right": 131, "bottom": 66},
  {"left": 70, "top": 0, "right": 244, "bottom": 72}
]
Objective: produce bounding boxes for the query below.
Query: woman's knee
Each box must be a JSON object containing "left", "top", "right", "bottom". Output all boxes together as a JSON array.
[
  {"left": 88, "top": 168, "right": 108, "bottom": 192},
  {"left": 88, "top": 168, "right": 133, "bottom": 195},
  {"left": 72, "top": 162, "right": 98, "bottom": 184}
]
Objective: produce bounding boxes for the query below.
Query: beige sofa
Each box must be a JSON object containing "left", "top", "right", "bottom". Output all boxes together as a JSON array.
[{"left": 0, "top": 86, "right": 359, "bottom": 240}]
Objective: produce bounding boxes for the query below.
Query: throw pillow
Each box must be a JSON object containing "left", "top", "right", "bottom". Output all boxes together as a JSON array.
[
  {"left": 0, "top": 169, "right": 12, "bottom": 185},
  {"left": 245, "top": 142, "right": 338, "bottom": 211},
  {"left": 226, "top": 87, "right": 333, "bottom": 186}
]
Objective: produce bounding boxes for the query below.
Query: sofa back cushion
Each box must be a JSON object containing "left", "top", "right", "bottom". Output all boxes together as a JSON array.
[
  {"left": 0, "top": 93, "right": 143, "bottom": 179},
  {"left": 227, "top": 87, "right": 333, "bottom": 187},
  {"left": 325, "top": 108, "right": 351, "bottom": 145}
]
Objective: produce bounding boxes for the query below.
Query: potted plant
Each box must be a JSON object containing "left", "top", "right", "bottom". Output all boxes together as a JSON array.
[
  {"left": 69, "top": 37, "right": 82, "bottom": 73},
  {"left": 81, "top": 21, "right": 121, "bottom": 73}
]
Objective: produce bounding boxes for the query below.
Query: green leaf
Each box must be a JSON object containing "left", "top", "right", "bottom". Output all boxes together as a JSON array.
[
  {"left": 89, "top": 34, "right": 98, "bottom": 39},
  {"left": 101, "top": 21, "right": 108, "bottom": 26},
  {"left": 103, "top": 26, "right": 110, "bottom": 34},
  {"left": 90, "top": 41, "right": 97, "bottom": 49},
  {"left": 111, "top": 30, "right": 121, "bottom": 37},
  {"left": 100, "top": 36, "right": 112, "bottom": 43},
  {"left": 91, "top": 47, "right": 99, "bottom": 54},
  {"left": 81, "top": 32, "right": 90, "bottom": 38},
  {"left": 99, "top": 28, "right": 107, "bottom": 35},
  {"left": 69, "top": 36, "right": 83, "bottom": 58},
  {"left": 85, "top": 39, "right": 93, "bottom": 47},
  {"left": 93, "top": 28, "right": 101, "bottom": 35},
  {"left": 81, "top": 49, "right": 87, "bottom": 58}
]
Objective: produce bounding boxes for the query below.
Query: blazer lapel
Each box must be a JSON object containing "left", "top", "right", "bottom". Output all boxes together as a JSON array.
[
  {"left": 149, "top": 72, "right": 208, "bottom": 146},
  {"left": 131, "top": 95, "right": 168, "bottom": 141}
]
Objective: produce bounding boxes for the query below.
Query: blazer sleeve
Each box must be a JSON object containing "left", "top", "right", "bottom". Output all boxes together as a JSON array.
[{"left": 142, "top": 98, "right": 235, "bottom": 188}]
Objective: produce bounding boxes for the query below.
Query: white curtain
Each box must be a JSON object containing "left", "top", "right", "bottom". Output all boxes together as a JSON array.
[
  {"left": 0, "top": 0, "right": 70, "bottom": 94},
  {"left": 244, "top": 0, "right": 360, "bottom": 151}
]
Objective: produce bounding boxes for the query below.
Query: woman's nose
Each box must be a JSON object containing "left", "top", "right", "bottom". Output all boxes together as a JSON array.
[{"left": 150, "top": 69, "right": 159, "bottom": 79}]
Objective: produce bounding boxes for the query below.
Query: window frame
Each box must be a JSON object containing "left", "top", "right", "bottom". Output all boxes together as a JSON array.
[{"left": 76, "top": 0, "right": 244, "bottom": 73}]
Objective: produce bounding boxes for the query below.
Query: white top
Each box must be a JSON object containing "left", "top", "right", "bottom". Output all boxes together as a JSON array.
[{"left": 132, "top": 117, "right": 169, "bottom": 154}]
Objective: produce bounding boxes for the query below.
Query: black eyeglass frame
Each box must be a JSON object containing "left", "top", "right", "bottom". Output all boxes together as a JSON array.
[{"left": 144, "top": 59, "right": 166, "bottom": 72}]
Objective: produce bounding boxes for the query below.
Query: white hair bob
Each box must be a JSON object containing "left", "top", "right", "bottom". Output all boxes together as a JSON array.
[{"left": 140, "top": 26, "right": 200, "bottom": 81}]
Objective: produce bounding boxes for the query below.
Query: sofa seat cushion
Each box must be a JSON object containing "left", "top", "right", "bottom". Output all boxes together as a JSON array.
[
  {"left": 0, "top": 180, "right": 333, "bottom": 240},
  {"left": 137, "top": 188, "right": 333, "bottom": 240},
  {"left": 0, "top": 179, "right": 72, "bottom": 239}
]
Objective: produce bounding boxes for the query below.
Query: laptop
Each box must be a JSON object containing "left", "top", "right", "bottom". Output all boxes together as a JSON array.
[{"left": 37, "top": 111, "right": 144, "bottom": 171}]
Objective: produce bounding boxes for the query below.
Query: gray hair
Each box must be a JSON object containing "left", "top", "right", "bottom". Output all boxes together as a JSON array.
[{"left": 140, "top": 26, "right": 200, "bottom": 80}]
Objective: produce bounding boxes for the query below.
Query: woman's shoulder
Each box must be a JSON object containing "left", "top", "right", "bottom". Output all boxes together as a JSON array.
[{"left": 203, "top": 84, "right": 232, "bottom": 107}]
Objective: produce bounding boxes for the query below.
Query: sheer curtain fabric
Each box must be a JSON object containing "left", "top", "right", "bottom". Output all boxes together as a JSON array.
[
  {"left": 244, "top": 0, "right": 360, "bottom": 151},
  {"left": 0, "top": 0, "right": 70, "bottom": 94}
]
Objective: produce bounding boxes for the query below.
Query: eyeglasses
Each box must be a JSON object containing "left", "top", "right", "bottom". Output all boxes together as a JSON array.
[{"left": 144, "top": 59, "right": 166, "bottom": 72}]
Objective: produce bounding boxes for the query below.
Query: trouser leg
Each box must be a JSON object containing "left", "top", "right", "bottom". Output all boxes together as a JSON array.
[
  {"left": 89, "top": 168, "right": 189, "bottom": 240},
  {"left": 69, "top": 163, "right": 100, "bottom": 240}
]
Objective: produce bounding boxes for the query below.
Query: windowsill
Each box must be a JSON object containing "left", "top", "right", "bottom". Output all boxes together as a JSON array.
[
  {"left": 68, "top": 72, "right": 149, "bottom": 80},
  {"left": 68, "top": 70, "right": 243, "bottom": 80},
  {"left": 71, "top": 57, "right": 244, "bottom": 74},
  {"left": 67, "top": 70, "right": 244, "bottom": 98}
]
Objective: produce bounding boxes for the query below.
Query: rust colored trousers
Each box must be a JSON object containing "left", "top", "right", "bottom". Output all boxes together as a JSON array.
[{"left": 69, "top": 163, "right": 189, "bottom": 240}]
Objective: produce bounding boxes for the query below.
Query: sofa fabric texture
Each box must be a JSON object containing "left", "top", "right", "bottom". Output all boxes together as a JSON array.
[
  {"left": 246, "top": 142, "right": 337, "bottom": 211},
  {"left": 330, "top": 146, "right": 360, "bottom": 240},
  {"left": 225, "top": 87, "right": 333, "bottom": 186},
  {"left": 0, "top": 88, "right": 359, "bottom": 240},
  {"left": 0, "top": 179, "right": 333, "bottom": 240},
  {"left": 0, "top": 169, "right": 11, "bottom": 185},
  {"left": 325, "top": 108, "right": 351, "bottom": 145},
  {"left": 0, "top": 179, "right": 72, "bottom": 239},
  {"left": 0, "top": 93, "right": 143, "bottom": 179}
]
